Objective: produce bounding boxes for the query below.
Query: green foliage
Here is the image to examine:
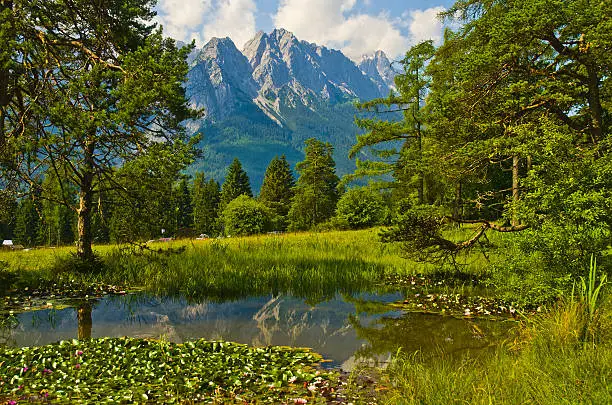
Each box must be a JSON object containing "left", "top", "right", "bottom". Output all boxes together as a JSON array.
[
  {"left": 0, "top": 337, "right": 331, "bottom": 404},
  {"left": 379, "top": 308, "right": 612, "bottom": 404},
  {"left": 259, "top": 155, "right": 295, "bottom": 230},
  {"left": 108, "top": 141, "right": 196, "bottom": 242},
  {"left": 352, "top": 41, "right": 439, "bottom": 205},
  {"left": 14, "top": 197, "right": 42, "bottom": 248},
  {"left": 335, "top": 187, "right": 385, "bottom": 229},
  {"left": 0, "top": 0, "right": 197, "bottom": 260},
  {"left": 576, "top": 255, "right": 608, "bottom": 343},
  {"left": 0, "top": 192, "right": 17, "bottom": 241},
  {"left": 221, "top": 195, "right": 272, "bottom": 237},
  {"left": 192, "top": 172, "right": 221, "bottom": 236},
  {"left": 174, "top": 177, "right": 193, "bottom": 229},
  {"left": 288, "top": 139, "right": 340, "bottom": 231},
  {"left": 39, "top": 171, "right": 77, "bottom": 246},
  {"left": 380, "top": 206, "right": 455, "bottom": 264},
  {"left": 220, "top": 158, "right": 252, "bottom": 209}
]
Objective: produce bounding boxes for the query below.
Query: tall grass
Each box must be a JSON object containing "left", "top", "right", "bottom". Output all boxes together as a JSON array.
[
  {"left": 1, "top": 228, "right": 601, "bottom": 306},
  {"left": 369, "top": 258, "right": 611, "bottom": 405},
  {"left": 97, "top": 232, "right": 397, "bottom": 302},
  {"left": 376, "top": 294, "right": 612, "bottom": 404}
]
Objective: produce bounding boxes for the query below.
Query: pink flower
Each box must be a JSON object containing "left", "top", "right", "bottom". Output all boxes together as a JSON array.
[
  {"left": 75, "top": 350, "right": 83, "bottom": 356},
  {"left": 22, "top": 366, "right": 28, "bottom": 373},
  {"left": 75, "top": 364, "right": 81, "bottom": 369},
  {"left": 293, "top": 399, "right": 308, "bottom": 404},
  {"left": 42, "top": 369, "right": 52, "bottom": 375},
  {"left": 8, "top": 400, "right": 17, "bottom": 405}
]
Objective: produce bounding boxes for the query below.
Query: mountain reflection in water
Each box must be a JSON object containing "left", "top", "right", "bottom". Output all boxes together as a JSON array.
[{"left": 1, "top": 292, "right": 514, "bottom": 370}]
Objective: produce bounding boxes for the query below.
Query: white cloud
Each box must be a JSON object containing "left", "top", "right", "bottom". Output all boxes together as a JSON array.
[
  {"left": 155, "top": 1, "right": 446, "bottom": 56},
  {"left": 406, "top": 7, "right": 445, "bottom": 45},
  {"left": 156, "top": 0, "right": 211, "bottom": 44},
  {"left": 203, "top": 0, "right": 258, "bottom": 48},
  {"left": 156, "top": 0, "right": 257, "bottom": 48},
  {"left": 273, "top": 1, "right": 447, "bottom": 61}
]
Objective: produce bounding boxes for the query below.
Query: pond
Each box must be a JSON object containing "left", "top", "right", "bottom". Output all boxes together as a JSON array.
[{"left": 0, "top": 291, "right": 515, "bottom": 370}]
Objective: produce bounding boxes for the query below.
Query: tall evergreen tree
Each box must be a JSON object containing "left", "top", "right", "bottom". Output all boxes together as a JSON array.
[
  {"left": 108, "top": 142, "right": 193, "bottom": 242},
  {"left": 175, "top": 177, "right": 193, "bottom": 229},
  {"left": 288, "top": 139, "right": 340, "bottom": 230},
  {"left": 220, "top": 158, "right": 252, "bottom": 208},
  {"left": 259, "top": 155, "right": 295, "bottom": 227},
  {"left": 0, "top": 192, "right": 17, "bottom": 241},
  {"left": 192, "top": 172, "right": 221, "bottom": 236},
  {"left": 381, "top": 0, "right": 611, "bottom": 268},
  {"left": 14, "top": 196, "right": 42, "bottom": 247},
  {"left": 351, "top": 41, "right": 437, "bottom": 205}
]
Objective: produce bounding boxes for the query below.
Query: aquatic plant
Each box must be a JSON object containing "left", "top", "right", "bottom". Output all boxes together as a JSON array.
[{"left": 0, "top": 337, "right": 334, "bottom": 404}]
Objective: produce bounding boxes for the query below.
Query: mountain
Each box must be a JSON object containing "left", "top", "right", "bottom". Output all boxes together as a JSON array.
[
  {"left": 359, "top": 50, "right": 397, "bottom": 95},
  {"left": 185, "top": 29, "right": 398, "bottom": 190}
]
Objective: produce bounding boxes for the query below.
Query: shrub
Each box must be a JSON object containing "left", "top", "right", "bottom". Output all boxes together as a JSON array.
[
  {"left": 335, "top": 187, "right": 384, "bottom": 229},
  {"left": 221, "top": 195, "right": 272, "bottom": 236}
]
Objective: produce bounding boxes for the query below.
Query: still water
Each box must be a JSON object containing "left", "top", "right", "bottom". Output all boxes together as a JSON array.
[{"left": 1, "top": 292, "right": 513, "bottom": 370}]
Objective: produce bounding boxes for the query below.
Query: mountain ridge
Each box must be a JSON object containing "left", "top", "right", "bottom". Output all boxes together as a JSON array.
[{"left": 184, "top": 29, "right": 399, "bottom": 190}]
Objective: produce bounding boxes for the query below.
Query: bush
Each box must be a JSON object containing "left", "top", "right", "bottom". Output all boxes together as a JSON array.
[
  {"left": 221, "top": 195, "right": 272, "bottom": 236},
  {"left": 335, "top": 187, "right": 385, "bottom": 229}
]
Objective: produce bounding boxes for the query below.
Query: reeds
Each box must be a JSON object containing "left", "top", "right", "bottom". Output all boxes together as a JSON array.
[{"left": 375, "top": 296, "right": 612, "bottom": 404}]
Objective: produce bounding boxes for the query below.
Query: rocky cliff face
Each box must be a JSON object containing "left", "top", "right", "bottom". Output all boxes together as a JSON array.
[
  {"left": 359, "top": 50, "right": 397, "bottom": 95},
  {"left": 187, "top": 37, "right": 258, "bottom": 121}
]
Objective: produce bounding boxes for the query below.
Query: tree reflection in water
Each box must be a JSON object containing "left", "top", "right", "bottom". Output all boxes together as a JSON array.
[
  {"left": 349, "top": 311, "right": 515, "bottom": 364},
  {"left": 77, "top": 302, "right": 93, "bottom": 339}
]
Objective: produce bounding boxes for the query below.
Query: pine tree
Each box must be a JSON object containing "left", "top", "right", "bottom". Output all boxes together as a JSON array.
[
  {"left": 1, "top": 0, "right": 197, "bottom": 261},
  {"left": 175, "top": 177, "right": 193, "bottom": 229},
  {"left": 40, "top": 173, "right": 76, "bottom": 246},
  {"left": 0, "top": 193, "right": 17, "bottom": 241},
  {"left": 288, "top": 139, "right": 340, "bottom": 230},
  {"left": 259, "top": 155, "right": 295, "bottom": 228},
  {"left": 352, "top": 41, "right": 437, "bottom": 205},
  {"left": 220, "top": 158, "right": 252, "bottom": 208},
  {"left": 14, "top": 197, "right": 42, "bottom": 247},
  {"left": 192, "top": 172, "right": 221, "bottom": 236}
]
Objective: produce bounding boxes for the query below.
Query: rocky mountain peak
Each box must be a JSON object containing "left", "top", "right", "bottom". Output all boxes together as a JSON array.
[
  {"left": 187, "top": 31, "right": 397, "bottom": 125},
  {"left": 359, "top": 50, "right": 398, "bottom": 93}
]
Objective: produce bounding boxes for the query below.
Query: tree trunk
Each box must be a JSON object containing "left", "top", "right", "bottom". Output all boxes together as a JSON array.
[
  {"left": 585, "top": 62, "right": 603, "bottom": 144},
  {"left": 76, "top": 141, "right": 95, "bottom": 261},
  {"left": 526, "top": 155, "right": 532, "bottom": 172},
  {"left": 512, "top": 155, "right": 520, "bottom": 227},
  {"left": 453, "top": 181, "right": 462, "bottom": 221},
  {"left": 77, "top": 303, "right": 92, "bottom": 340},
  {"left": 416, "top": 120, "right": 424, "bottom": 205},
  {"left": 0, "top": 1, "right": 13, "bottom": 146}
]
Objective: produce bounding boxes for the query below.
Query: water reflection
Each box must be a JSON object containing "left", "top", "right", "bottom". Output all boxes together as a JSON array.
[
  {"left": 1, "top": 292, "right": 515, "bottom": 370},
  {"left": 77, "top": 303, "right": 93, "bottom": 339}
]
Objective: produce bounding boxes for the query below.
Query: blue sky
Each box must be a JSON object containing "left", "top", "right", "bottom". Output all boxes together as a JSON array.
[{"left": 155, "top": 0, "right": 455, "bottom": 61}]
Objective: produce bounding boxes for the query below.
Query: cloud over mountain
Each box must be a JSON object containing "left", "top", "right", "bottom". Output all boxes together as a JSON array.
[
  {"left": 273, "top": 0, "right": 410, "bottom": 61},
  {"left": 155, "top": 0, "right": 448, "bottom": 61}
]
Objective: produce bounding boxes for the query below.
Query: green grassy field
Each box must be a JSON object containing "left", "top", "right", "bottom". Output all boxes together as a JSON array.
[{"left": 0, "top": 227, "right": 507, "bottom": 294}]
